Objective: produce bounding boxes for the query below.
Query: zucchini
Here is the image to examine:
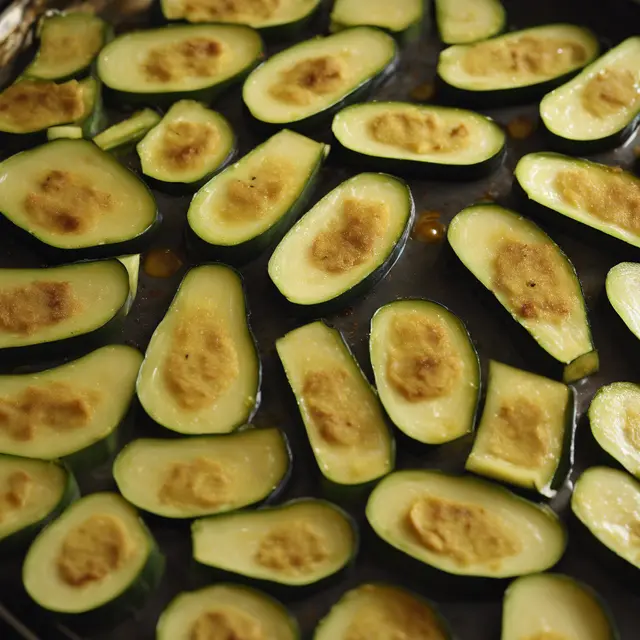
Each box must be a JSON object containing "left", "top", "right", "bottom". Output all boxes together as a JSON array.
[
  {"left": 0, "top": 345, "right": 142, "bottom": 471},
  {"left": 276, "top": 321, "right": 395, "bottom": 491},
  {"left": 243, "top": 27, "right": 397, "bottom": 131},
  {"left": 137, "top": 265, "right": 261, "bottom": 435},
  {"left": 98, "top": 24, "right": 263, "bottom": 107},
  {"left": 113, "top": 427, "right": 291, "bottom": 518},
  {"left": 437, "top": 24, "right": 600, "bottom": 106},
  {"left": 448, "top": 204, "right": 598, "bottom": 383},
  {"left": 93, "top": 109, "right": 161, "bottom": 152},
  {"left": 268, "top": 173, "right": 414, "bottom": 313},
  {"left": 434, "top": 0, "right": 505, "bottom": 45},
  {"left": 157, "top": 584, "right": 299, "bottom": 640},
  {"left": 607, "top": 263, "right": 640, "bottom": 341},
  {"left": 137, "top": 100, "right": 235, "bottom": 192},
  {"left": 117, "top": 254, "right": 141, "bottom": 315},
  {"left": 47, "top": 125, "right": 83, "bottom": 141},
  {"left": 187, "top": 129, "right": 329, "bottom": 264},
  {"left": 369, "top": 299, "right": 480, "bottom": 445},
  {"left": 540, "top": 37, "right": 640, "bottom": 153},
  {"left": 465, "top": 360, "right": 575, "bottom": 496},
  {"left": 23, "top": 492, "right": 164, "bottom": 625},
  {"left": 332, "top": 101, "right": 506, "bottom": 180}
]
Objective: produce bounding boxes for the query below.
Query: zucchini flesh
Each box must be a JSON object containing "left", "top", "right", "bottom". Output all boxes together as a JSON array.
[
  {"left": 47, "top": 125, "right": 83, "bottom": 141},
  {"left": 434, "top": 0, "right": 505, "bottom": 45},
  {"left": 330, "top": 0, "right": 424, "bottom": 37},
  {"left": 117, "top": 254, "right": 141, "bottom": 315},
  {"left": 93, "top": 109, "right": 161, "bottom": 152},
  {"left": 607, "top": 262, "right": 640, "bottom": 341}
]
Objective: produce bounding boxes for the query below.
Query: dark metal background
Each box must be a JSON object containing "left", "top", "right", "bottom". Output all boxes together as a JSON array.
[{"left": 1, "top": 0, "right": 640, "bottom": 637}]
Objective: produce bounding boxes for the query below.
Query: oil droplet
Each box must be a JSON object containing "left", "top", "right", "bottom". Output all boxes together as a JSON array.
[
  {"left": 413, "top": 210, "right": 446, "bottom": 244},
  {"left": 143, "top": 248, "right": 183, "bottom": 278},
  {"left": 634, "top": 145, "right": 640, "bottom": 158},
  {"left": 410, "top": 81, "right": 436, "bottom": 102},
  {"left": 507, "top": 116, "right": 536, "bottom": 139}
]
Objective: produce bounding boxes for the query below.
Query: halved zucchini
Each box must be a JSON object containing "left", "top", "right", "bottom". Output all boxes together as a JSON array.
[
  {"left": 434, "top": 0, "right": 505, "bottom": 45},
  {"left": 157, "top": 584, "right": 299, "bottom": 640},
  {"left": 268, "top": 173, "right": 414, "bottom": 313},
  {"left": 23, "top": 492, "right": 164, "bottom": 623},
  {"left": 47, "top": 125, "right": 83, "bottom": 141},
  {"left": 437, "top": 24, "right": 600, "bottom": 106},
  {"left": 187, "top": 129, "right": 329, "bottom": 264},
  {"left": 276, "top": 321, "right": 394, "bottom": 490},
  {"left": 113, "top": 428, "right": 291, "bottom": 518},
  {"left": 0, "top": 345, "right": 141, "bottom": 470},
  {"left": 0, "top": 139, "right": 158, "bottom": 261},
  {"left": 192, "top": 498, "right": 357, "bottom": 591},
  {"left": 607, "top": 263, "right": 640, "bottom": 341},
  {"left": 98, "top": 24, "right": 263, "bottom": 107},
  {"left": 370, "top": 300, "right": 480, "bottom": 445},
  {"left": 137, "top": 265, "right": 260, "bottom": 435},
  {"left": 466, "top": 360, "right": 575, "bottom": 496},
  {"left": 243, "top": 27, "right": 397, "bottom": 131},
  {"left": 448, "top": 204, "right": 598, "bottom": 383},
  {"left": 366, "top": 470, "right": 566, "bottom": 582},
  {"left": 117, "top": 254, "right": 140, "bottom": 315},
  {"left": 93, "top": 109, "right": 161, "bottom": 152},
  {"left": 137, "top": 100, "right": 235, "bottom": 191},
  {"left": 540, "top": 37, "right": 640, "bottom": 153}
]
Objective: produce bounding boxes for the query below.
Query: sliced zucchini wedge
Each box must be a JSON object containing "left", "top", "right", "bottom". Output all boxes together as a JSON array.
[
  {"left": 192, "top": 498, "right": 357, "bottom": 590},
  {"left": 466, "top": 360, "right": 575, "bottom": 496},
  {"left": 117, "top": 254, "right": 141, "bottom": 315},
  {"left": 187, "top": 129, "right": 328, "bottom": 264},
  {"left": 137, "top": 100, "right": 235, "bottom": 191},
  {"left": 98, "top": 24, "right": 263, "bottom": 107},
  {"left": 434, "top": 0, "right": 505, "bottom": 45},
  {"left": 502, "top": 573, "right": 618, "bottom": 640},
  {"left": 448, "top": 204, "right": 598, "bottom": 383},
  {"left": 93, "top": 109, "right": 161, "bottom": 152},
  {"left": 243, "top": 27, "right": 397, "bottom": 130},
  {"left": 113, "top": 428, "right": 291, "bottom": 518},
  {"left": 607, "top": 263, "right": 640, "bottom": 341},
  {"left": 0, "top": 345, "right": 141, "bottom": 470},
  {"left": 157, "top": 584, "right": 299, "bottom": 640},
  {"left": 437, "top": 24, "right": 600, "bottom": 106},
  {"left": 23, "top": 492, "right": 164, "bottom": 622},
  {"left": 366, "top": 470, "right": 567, "bottom": 581},
  {"left": 540, "top": 37, "right": 640, "bottom": 153},
  {"left": 268, "top": 173, "right": 414, "bottom": 313},
  {"left": 276, "top": 321, "right": 394, "bottom": 489},
  {"left": 137, "top": 265, "right": 260, "bottom": 435},
  {"left": 47, "top": 125, "right": 83, "bottom": 141}
]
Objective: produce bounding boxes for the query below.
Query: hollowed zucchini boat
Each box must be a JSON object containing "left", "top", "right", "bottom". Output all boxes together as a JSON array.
[
  {"left": 187, "top": 129, "right": 329, "bottom": 264},
  {"left": 98, "top": 24, "right": 264, "bottom": 107},
  {"left": 369, "top": 299, "right": 480, "bottom": 445},
  {"left": 448, "top": 204, "right": 598, "bottom": 383},
  {"left": 47, "top": 125, "right": 83, "bottom": 141},
  {"left": 243, "top": 27, "right": 397, "bottom": 131},
  {"left": 93, "top": 109, "right": 161, "bottom": 152},
  {"left": 606, "top": 263, "right": 640, "bottom": 342},
  {"left": 466, "top": 360, "right": 575, "bottom": 496},
  {"left": 268, "top": 173, "right": 414, "bottom": 313},
  {"left": 276, "top": 321, "right": 394, "bottom": 491},
  {"left": 331, "top": 102, "right": 506, "bottom": 179},
  {"left": 540, "top": 37, "right": 640, "bottom": 153},
  {"left": 434, "top": 0, "right": 505, "bottom": 45},
  {"left": 0, "top": 345, "right": 142, "bottom": 471},
  {"left": 137, "top": 265, "right": 261, "bottom": 435},
  {"left": 113, "top": 427, "right": 291, "bottom": 518},
  {"left": 437, "top": 24, "right": 600, "bottom": 106}
]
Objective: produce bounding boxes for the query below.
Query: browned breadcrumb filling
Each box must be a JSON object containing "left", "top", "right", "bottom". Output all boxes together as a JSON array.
[
  {"left": 0, "top": 471, "right": 32, "bottom": 523},
  {"left": 582, "top": 68, "right": 640, "bottom": 118},
  {"left": 159, "top": 458, "right": 230, "bottom": 509},
  {"left": 143, "top": 38, "right": 225, "bottom": 83},
  {"left": 160, "top": 121, "right": 219, "bottom": 172},
  {"left": 190, "top": 607, "right": 263, "bottom": 640},
  {"left": 182, "top": 0, "right": 279, "bottom": 23},
  {"left": 37, "top": 21, "right": 104, "bottom": 72}
]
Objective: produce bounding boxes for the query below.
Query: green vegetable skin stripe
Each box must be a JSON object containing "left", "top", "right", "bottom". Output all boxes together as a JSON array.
[
  {"left": 435, "top": 0, "right": 505, "bottom": 44},
  {"left": 93, "top": 109, "right": 161, "bottom": 152}
]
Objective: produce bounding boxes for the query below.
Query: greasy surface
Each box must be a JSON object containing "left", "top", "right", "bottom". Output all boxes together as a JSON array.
[{"left": 582, "top": 68, "right": 640, "bottom": 118}]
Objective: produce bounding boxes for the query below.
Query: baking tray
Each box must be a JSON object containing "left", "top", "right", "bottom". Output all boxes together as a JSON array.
[{"left": 1, "top": 0, "right": 639, "bottom": 637}]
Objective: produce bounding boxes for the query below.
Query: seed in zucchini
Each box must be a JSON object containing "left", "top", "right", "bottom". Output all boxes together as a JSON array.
[
  {"left": 369, "top": 299, "right": 480, "bottom": 445},
  {"left": 192, "top": 498, "right": 357, "bottom": 590},
  {"left": 93, "top": 109, "right": 161, "bottom": 152},
  {"left": 117, "top": 254, "right": 140, "bottom": 316},
  {"left": 276, "top": 321, "right": 394, "bottom": 489},
  {"left": 23, "top": 492, "right": 164, "bottom": 623},
  {"left": 332, "top": 102, "right": 506, "bottom": 180},
  {"left": 437, "top": 24, "right": 600, "bottom": 106},
  {"left": 137, "top": 100, "right": 235, "bottom": 191},
  {"left": 98, "top": 24, "right": 263, "bottom": 107},
  {"left": 47, "top": 125, "right": 83, "bottom": 141},
  {"left": 540, "top": 37, "right": 640, "bottom": 153},
  {"left": 434, "top": 0, "right": 505, "bottom": 45},
  {"left": 243, "top": 27, "right": 397, "bottom": 131},
  {"left": 366, "top": 470, "right": 567, "bottom": 581},
  {"left": 268, "top": 173, "right": 414, "bottom": 313},
  {"left": 113, "top": 427, "right": 291, "bottom": 518},
  {"left": 137, "top": 265, "right": 260, "bottom": 435},
  {"left": 466, "top": 360, "right": 575, "bottom": 496},
  {"left": 448, "top": 204, "right": 598, "bottom": 383}
]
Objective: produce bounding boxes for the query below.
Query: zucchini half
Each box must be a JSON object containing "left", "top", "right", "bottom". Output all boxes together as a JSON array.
[
  {"left": 448, "top": 204, "right": 598, "bottom": 383},
  {"left": 98, "top": 24, "right": 264, "bottom": 107},
  {"left": 268, "top": 173, "right": 414, "bottom": 314},
  {"left": 607, "top": 263, "right": 640, "bottom": 342},
  {"left": 369, "top": 299, "right": 480, "bottom": 445},
  {"left": 243, "top": 27, "right": 398, "bottom": 131},
  {"left": 332, "top": 102, "right": 506, "bottom": 180},
  {"left": 137, "top": 265, "right": 261, "bottom": 435},
  {"left": 276, "top": 321, "right": 395, "bottom": 491},
  {"left": 465, "top": 360, "right": 575, "bottom": 496},
  {"left": 93, "top": 109, "right": 161, "bottom": 153},
  {"left": 540, "top": 37, "right": 640, "bottom": 153},
  {"left": 434, "top": 0, "right": 505, "bottom": 45},
  {"left": 187, "top": 129, "right": 329, "bottom": 264},
  {"left": 437, "top": 24, "right": 600, "bottom": 106}
]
